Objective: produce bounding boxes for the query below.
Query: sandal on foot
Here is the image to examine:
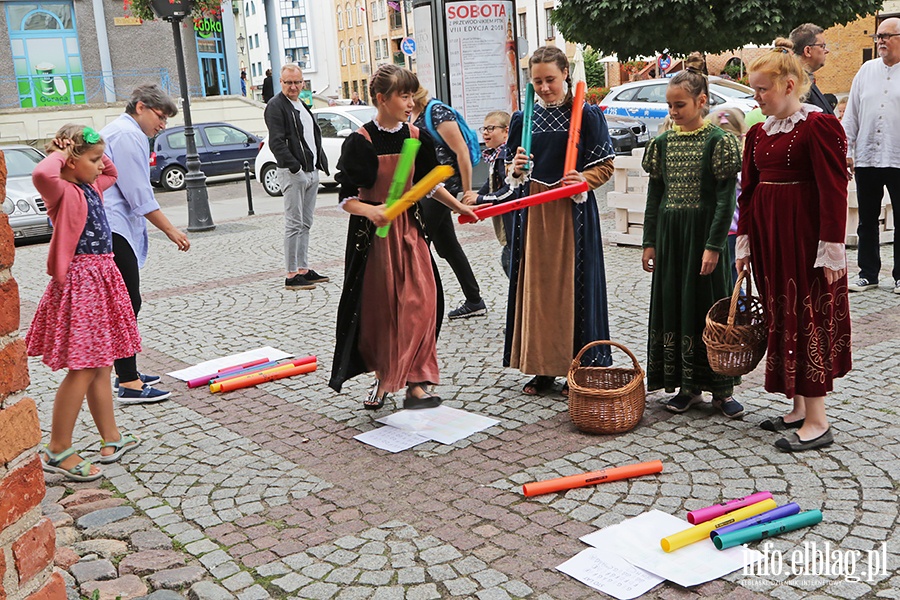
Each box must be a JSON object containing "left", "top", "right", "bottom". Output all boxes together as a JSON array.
[
  {"left": 712, "top": 397, "right": 745, "bottom": 419},
  {"left": 41, "top": 446, "right": 102, "bottom": 482},
  {"left": 760, "top": 416, "right": 804, "bottom": 431},
  {"left": 523, "top": 375, "right": 554, "bottom": 395},
  {"left": 404, "top": 384, "right": 442, "bottom": 410},
  {"left": 774, "top": 428, "right": 834, "bottom": 452},
  {"left": 665, "top": 391, "right": 703, "bottom": 413},
  {"left": 98, "top": 433, "right": 140, "bottom": 464},
  {"left": 364, "top": 379, "right": 389, "bottom": 410}
]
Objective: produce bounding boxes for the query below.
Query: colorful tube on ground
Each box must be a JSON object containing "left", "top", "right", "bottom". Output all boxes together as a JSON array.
[
  {"left": 213, "top": 361, "right": 318, "bottom": 394},
  {"left": 211, "top": 356, "right": 316, "bottom": 386},
  {"left": 712, "top": 510, "right": 823, "bottom": 551},
  {"left": 688, "top": 491, "right": 774, "bottom": 524},
  {"left": 563, "top": 81, "right": 586, "bottom": 174},
  {"left": 186, "top": 357, "right": 271, "bottom": 388},
  {"left": 381, "top": 165, "right": 455, "bottom": 222},
  {"left": 521, "top": 83, "right": 535, "bottom": 171},
  {"left": 660, "top": 499, "right": 778, "bottom": 552},
  {"left": 376, "top": 137, "right": 421, "bottom": 238},
  {"left": 710, "top": 503, "right": 801, "bottom": 539},
  {"left": 458, "top": 181, "right": 588, "bottom": 224},
  {"left": 522, "top": 460, "right": 663, "bottom": 497}
]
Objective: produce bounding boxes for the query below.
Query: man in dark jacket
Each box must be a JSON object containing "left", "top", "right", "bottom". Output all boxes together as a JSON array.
[
  {"left": 262, "top": 69, "right": 274, "bottom": 103},
  {"left": 264, "top": 64, "right": 329, "bottom": 290},
  {"left": 790, "top": 23, "right": 834, "bottom": 115}
]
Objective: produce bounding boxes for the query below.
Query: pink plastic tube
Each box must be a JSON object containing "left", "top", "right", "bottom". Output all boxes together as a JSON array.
[
  {"left": 687, "top": 491, "right": 774, "bottom": 525},
  {"left": 186, "top": 357, "right": 271, "bottom": 388}
]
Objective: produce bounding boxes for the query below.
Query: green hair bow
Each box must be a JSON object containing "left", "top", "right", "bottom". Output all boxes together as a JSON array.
[{"left": 82, "top": 127, "right": 101, "bottom": 144}]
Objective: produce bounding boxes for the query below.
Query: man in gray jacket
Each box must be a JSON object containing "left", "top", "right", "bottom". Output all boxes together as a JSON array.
[{"left": 264, "top": 64, "right": 329, "bottom": 290}]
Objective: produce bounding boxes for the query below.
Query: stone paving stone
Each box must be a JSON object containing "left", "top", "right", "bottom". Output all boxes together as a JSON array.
[
  {"left": 69, "top": 559, "right": 117, "bottom": 584},
  {"left": 221, "top": 571, "right": 255, "bottom": 592},
  {"left": 119, "top": 550, "right": 188, "bottom": 577},
  {"left": 271, "top": 572, "right": 312, "bottom": 593},
  {"left": 138, "top": 591, "right": 184, "bottom": 600},
  {"left": 76, "top": 506, "right": 136, "bottom": 529},
  {"left": 189, "top": 581, "right": 236, "bottom": 600},
  {"left": 84, "top": 516, "right": 154, "bottom": 540},
  {"left": 80, "top": 574, "right": 148, "bottom": 600},
  {"left": 235, "top": 584, "right": 270, "bottom": 600},
  {"left": 132, "top": 529, "right": 174, "bottom": 551},
  {"left": 148, "top": 566, "right": 208, "bottom": 590},
  {"left": 71, "top": 539, "right": 129, "bottom": 559}
]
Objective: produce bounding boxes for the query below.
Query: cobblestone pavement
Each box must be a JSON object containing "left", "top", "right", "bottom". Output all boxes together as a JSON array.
[{"left": 15, "top": 183, "right": 900, "bottom": 600}]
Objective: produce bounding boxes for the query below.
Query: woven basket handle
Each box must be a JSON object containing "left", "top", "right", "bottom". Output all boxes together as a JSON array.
[
  {"left": 571, "top": 340, "right": 643, "bottom": 375},
  {"left": 727, "top": 269, "right": 753, "bottom": 327}
]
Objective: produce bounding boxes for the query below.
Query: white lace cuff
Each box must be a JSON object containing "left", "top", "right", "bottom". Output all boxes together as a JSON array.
[
  {"left": 426, "top": 182, "right": 445, "bottom": 199},
  {"left": 735, "top": 235, "right": 751, "bottom": 260},
  {"left": 572, "top": 191, "right": 587, "bottom": 204},
  {"left": 506, "top": 168, "right": 529, "bottom": 190},
  {"left": 339, "top": 196, "right": 359, "bottom": 209},
  {"left": 814, "top": 241, "right": 847, "bottom": 270}
]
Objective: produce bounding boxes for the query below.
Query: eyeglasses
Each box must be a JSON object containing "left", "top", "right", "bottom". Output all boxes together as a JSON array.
[
  {"left": 282, "top": 80, "right": 303, "bottom": 87},
  {"left": 872, "top": 33, "right": 900, "bottom": 41},
  {"left": 807, "top": 43, "right": 827, "bottom": 49},
  {"left": 150, "top": 108, "right": 168, "bottom": 124},
  {"left": 478, "top": 125, "right": 507, "bottom": 133}
]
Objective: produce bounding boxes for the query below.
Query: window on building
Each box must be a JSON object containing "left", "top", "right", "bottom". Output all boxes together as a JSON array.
[
  {"left": 361, "top": 78, "right": 367, "bottom": 101},
  {"left": 345, "top": 3, "right": 352, "bottom": 28},
  {"left": 337, "top": 7, "right": 343, "bottom": 30},
  {"left": 545, "top": 8, "right": 555, "bottom": 38},
  {"left": 254, "top": 34, "right": 259, "bottom": 47},
  {"left": 374, "top": 40, "right": 381, "bottom": 60},
  {"left": 356, "top": 1, "right": 364, "bottom": 26},
  {"left": 350, "top": 39, "right": 356, "bottom": 64},
  {"left": 382, "top": 39, "right": 389, "bottom": 59},
  {"left": 343, "top": 81, "right": 350, "bottom": 98},
  {"left": 518, "top": 13, "right": 527, "bottom": 41},
  {"left": 370, "top": 1, "right": 376, "bottom": 20},
  {"left": 358, "top": 37, "right": 366, "bottom": 62},
  {"left": 379, "top": 0, "right": 386, "bottom": 20},
  {"left": 245, "top": 2, "right": 250, "bottom": 16},
  {"left": 341, "top": 42, "right": 347, "bottom": 66}
]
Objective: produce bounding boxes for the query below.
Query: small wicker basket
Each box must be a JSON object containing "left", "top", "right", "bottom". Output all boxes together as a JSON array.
[
  {"left": 703, "top": 270, "right": 767, "bottom": 376},
  {"left": 567, "top": 340, "right": 646, "bottom": 434}
]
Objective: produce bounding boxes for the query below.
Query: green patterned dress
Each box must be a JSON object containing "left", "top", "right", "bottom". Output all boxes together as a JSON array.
[{"left": 642, "top": 123, "right": 741, "bottom": 397}]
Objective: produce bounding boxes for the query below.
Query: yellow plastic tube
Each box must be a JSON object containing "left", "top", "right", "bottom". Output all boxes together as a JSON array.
[{"left": 660, "top": 498, "right": 778, "bottom": 552}]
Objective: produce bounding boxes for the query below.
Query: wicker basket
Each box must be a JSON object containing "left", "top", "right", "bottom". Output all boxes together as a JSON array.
[
  {"left": 703, "top": 270, "right": 767, "bottom": 376},
  {"left": 567, "top": 340, "right": 646, "bottom": 434}
]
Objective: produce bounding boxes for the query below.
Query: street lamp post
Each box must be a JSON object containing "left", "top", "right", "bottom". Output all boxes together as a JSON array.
[{"left": 150, "top": 0, "right": 215, "bottom": 232}]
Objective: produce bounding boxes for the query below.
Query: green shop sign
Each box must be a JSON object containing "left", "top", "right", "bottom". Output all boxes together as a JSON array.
[{"left": 194, "top": 17, "right": 222, "bottom": 38}]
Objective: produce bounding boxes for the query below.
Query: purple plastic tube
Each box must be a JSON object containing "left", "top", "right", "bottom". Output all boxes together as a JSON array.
[
  {"left": 687, "top": 491, "right": 774, "bottom": 524},
  {"left": 710, "top": 503, "right": 801, "bottom": 539}
]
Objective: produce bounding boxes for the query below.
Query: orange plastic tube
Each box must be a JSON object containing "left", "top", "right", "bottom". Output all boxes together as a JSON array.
[
  {"left": 522, "top": 460, "right": 663, "bottom": 497},
  {"left": 211, "top": 361, "right": 317, "bottom": 393},
  {"left": 382, "top": 165, "right": 455, "bottom": 222},
  {"left": 563, "top": 81, "right": 586, "bottom": 174}
]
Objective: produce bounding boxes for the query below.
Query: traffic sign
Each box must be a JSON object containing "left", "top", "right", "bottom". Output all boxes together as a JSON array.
[{"left": 400, "top": 37, "right": 416, "bottom": 56}]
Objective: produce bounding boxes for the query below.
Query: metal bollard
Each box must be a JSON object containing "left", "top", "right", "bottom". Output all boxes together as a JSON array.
[{"left": 244, "top": 161, "right": 255, "bottom": 216}]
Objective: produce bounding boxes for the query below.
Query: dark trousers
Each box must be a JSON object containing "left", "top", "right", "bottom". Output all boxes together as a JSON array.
[
  {"left": 112, "top": 233, "right": 141, "bottom": 382},
  {"left": 855, "top": 167, "right": 900, "bottom": 282},
  {"left": 420, "top": 196, "right": 481, "bottom": 304}
]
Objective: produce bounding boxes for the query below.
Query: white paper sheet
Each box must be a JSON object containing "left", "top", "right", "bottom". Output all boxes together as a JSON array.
[
  {"left": 580, "top": 509, "right": 763, "bottom": 588},
  {"left": 167, "top": 347, "right": 293, "bottom": 381},
  {"left": 376, "top": 405, "right": 499, "bottom": 444},
  {"left": 354, "top": 427, "right": 429, "bottom": 452},
  {"left": 557, "top": 547, "right": 664, "bottom": 600}
]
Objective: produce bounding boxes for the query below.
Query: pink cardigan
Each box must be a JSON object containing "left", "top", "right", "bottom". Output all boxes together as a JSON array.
[{"left": 32, "top": 152, "right": 118, "bottom": 283}]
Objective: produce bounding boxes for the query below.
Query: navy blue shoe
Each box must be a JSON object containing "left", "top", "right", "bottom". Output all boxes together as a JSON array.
[
  {"left": 114, "top": 373, "right": 161, "bottom": 390},
  {"left": 117, "top": 384, "right": 171, "bottom": 405}
]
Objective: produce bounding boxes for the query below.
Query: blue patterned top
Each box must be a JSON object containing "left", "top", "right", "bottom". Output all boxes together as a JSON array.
[{"left": 75, "top": 184, "right": 113, "bottom": 255}]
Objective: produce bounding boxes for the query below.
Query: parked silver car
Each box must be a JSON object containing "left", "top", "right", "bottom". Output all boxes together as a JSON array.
[
  {"left": 600, "top": 77, "right": 758, "bottom": 131},
  {"left": 1, "top": 145, "right": 52, "bottom": 244}
]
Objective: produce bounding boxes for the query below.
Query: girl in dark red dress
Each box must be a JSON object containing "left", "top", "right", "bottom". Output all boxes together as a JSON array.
[
  {"left": 736, "top": 40, "right": 852, "bottom": 451},
  {"left": 28, "top": 125, "right": 142, "bottom": 480},
  {"left": 328, "top": 65, "right": 476, "bottom": 410}
]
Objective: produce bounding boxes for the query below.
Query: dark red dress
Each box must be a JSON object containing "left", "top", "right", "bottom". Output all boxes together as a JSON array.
[{"left": 738, "top": 109, "right": 852, "bottom": 398}]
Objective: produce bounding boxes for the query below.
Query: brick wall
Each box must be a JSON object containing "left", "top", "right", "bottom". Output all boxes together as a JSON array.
[
  {"left": 0, "top": 154, "right": 61, "bottom": 598},
  {"left": 816, "top": 15, "right": 879, "bottom": 97}
]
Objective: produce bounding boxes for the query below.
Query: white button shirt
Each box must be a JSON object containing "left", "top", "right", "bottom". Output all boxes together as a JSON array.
[{"left": 842, "top": 58, "right": 900, "bottom": 168}]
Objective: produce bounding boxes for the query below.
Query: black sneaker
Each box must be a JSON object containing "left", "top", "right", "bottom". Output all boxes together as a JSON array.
[
  {"left": 665, "top": 392, "right": 703, "bottom": 413},
  {"left": 448, "top": 299, "right": 487, "bottom": 319},
  {"left": 848, "top": 277, "right": 877, "bottom": 292},
  {"left": 285, "top": 274, "right": 315, "bottom": 290},
  {"left": 304, "top": 269, "right": 330, "bottom": 284}
]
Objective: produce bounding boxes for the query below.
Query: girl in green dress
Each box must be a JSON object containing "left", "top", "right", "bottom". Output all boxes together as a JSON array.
[{"left": 641, "top": 55, "right": 744, "bottom": 418}]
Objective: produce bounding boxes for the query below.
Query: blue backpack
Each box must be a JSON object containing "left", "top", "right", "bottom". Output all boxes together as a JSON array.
[{"left": 423, "top": 99, "right": 481, "bottom": 166}]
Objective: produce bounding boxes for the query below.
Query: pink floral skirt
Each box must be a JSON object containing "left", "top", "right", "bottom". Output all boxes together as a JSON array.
[{"left": 26, "top": 254, "right": 141, "bottom": 371}]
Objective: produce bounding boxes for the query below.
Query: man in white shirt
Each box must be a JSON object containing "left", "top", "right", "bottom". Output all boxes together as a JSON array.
[
  {"left": 264, "top": 65, "right": 329, "bottom": 290},
  {"left": 842, "top": 17, "right": 900, "bottom": 293}
]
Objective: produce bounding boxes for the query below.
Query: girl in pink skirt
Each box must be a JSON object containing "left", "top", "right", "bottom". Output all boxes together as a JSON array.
[{"left": 27, "top": 125, "right": 142, "bottom": 481}]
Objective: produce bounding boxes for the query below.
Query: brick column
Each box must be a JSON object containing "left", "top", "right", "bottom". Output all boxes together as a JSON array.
[{"left": 0, "top": 154, "right": 63, "bottom": 598}]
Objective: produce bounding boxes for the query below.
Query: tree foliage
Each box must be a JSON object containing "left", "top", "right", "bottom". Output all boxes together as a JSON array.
[
  {"left": 583, "top": 47, "right": 606, "bottom": 89},
  {"left": 553, "top": 0, "right": 884, "bottom": 60}
]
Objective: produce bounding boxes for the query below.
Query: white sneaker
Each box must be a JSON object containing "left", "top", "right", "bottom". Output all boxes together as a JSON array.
[
  {"left": 894, "top": 280, "right": 900, "bottom": 295},
  {"left": 848, "top": 278, "right": 877, "bottom": 292}
]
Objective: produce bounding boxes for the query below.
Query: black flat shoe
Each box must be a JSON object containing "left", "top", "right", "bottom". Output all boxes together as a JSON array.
[
  {"left": 523, "top": 375, "right": 554, "bottom": 395},
  {"left": 760, "top": 416, "right": 804, "bottom": 431},
  {"left": 404, "top": 384, "right": 442, "bottom": 410},
  {"left": 774, "top": 428, "right": 834, "bottom": 452}
]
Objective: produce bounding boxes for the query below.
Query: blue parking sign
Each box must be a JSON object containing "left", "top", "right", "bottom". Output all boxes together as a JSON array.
[{"left": 401, "top": 37, "right": 416, "bottom": 56}]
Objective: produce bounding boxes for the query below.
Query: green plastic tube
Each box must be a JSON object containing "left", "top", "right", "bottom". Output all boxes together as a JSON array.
[
  {"left": 376, "top": 137, "right": 421, "bottom": 238},
  {"left": 712, "top": 510, "right": 823, "bottom": 551}
]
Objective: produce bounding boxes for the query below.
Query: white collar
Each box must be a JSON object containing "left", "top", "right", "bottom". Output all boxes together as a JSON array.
[
  {"left": 374, "top": 119, "right": 404, "bottom": 133},
  {"left": 536, "top": 96, "right": 567, "bottom": 109},
  {"left": 761, "top": 103, "right": 822, "bottom": 135}
]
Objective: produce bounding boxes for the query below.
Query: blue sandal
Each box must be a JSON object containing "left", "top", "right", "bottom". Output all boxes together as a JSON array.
[
  {"left": 99, "top": 433, "right": 140, "bottom": 464},
  {"left": 42, "top": 446, "right": 102, "bottom": 482}
]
